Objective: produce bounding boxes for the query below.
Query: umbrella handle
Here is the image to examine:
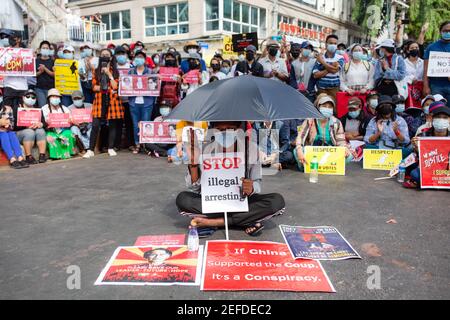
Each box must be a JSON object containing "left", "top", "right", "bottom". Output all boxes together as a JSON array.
[{"left": 240, "top": 126, "right": 249, "bottom": 201}]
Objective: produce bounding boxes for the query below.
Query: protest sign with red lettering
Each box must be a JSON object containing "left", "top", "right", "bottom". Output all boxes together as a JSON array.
[
  {"left": 134, "top": 234, "right": 186, "bottom": 246},
  {"left": 184, "top": 70, "right": 199, "bottom": 84},
  {"left": 119, "top": 74, "right": 160, "bottom": 97},
  {"left": 47, "top": 113, "right": 71, "bottom": 128},
  {"left": 139, "top": 121, "right": 178, "bottom": 144},
  {"left": 17, "top": 108, "right": 42, "bottom": 127},
  {"left": 70, "top": 108, "right": 92, "bottom": 123},
  {"left": 159, "top": 67, "right": 180, "bottom": 81},
  {"left": 418, "top": 137, "right": 450, "bottom": 189},
  {"left": 201, "top": 241, "right": 335, "bottom": 292},
  {"left": 95, "top": 245, "right": 203, "bottom": 286},
  {"left": 118, "top": 68, "right": 130, "bottom": 76},
  {"left": 0, "top": 48, "right": 36, "bottom": 76},
  {"left": 200, "top": 152, "right": 248, "bottom": 214}
]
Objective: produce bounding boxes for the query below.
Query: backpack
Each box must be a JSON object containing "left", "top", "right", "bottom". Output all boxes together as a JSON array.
[
  {"left": 160, "top": 81, "right": 180, "bottom": 107},
  {"left": 344, "top": 60, "right": 370, "bottom": 73}
]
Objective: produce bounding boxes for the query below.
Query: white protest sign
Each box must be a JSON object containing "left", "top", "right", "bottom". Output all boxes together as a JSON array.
[
  {"left": 201, "top": 152, "right": 248, "bottom": 214},
  {"left": 427, "top": 51, "right": 450, "bottom": 77}
]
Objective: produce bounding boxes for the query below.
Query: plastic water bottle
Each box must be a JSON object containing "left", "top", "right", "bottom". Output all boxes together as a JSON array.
[
  {"left": 309, "top": 155, "right": 319, "bottom": 183},
  {"left": 187, "top": 225, "right": 199, "bottom": 251},
  {"left": 397, "top": 161, "right": 406, "bottom": 183}
]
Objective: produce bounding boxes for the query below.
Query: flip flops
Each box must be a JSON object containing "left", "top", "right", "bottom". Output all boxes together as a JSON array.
[{"left": 245, "top": 223, "right": 264, "bottom": 237}]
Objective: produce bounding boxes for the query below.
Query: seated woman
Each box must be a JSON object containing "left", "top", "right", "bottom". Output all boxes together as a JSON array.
[
  {"left": 68, "top": 90, "right": 92, "bottom": 154},
  {"left": 294, "top": 94, "right": 354, "bottom": 171},
  {"left": 42, "top": 89, "right": 76, "bottom": 160},
  {"left": 364, "top": 92, "right": 379, "bottom": 120},
  {"left": 364, "top": 95, "right": 411, "bottom": 158},
  {"left": 175, "top": 121, "right": 285, "bottom": 237},
  {"left": 13, "top": 89, "right": 47, "bottom": 164},
  {"left": 144, "top": 101, "right": 176, "bottom": 158},
  {"left": 414, "top": 95, "right": 436, "bottom": 135}
]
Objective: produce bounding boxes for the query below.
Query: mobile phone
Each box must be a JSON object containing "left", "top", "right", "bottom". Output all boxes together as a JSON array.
[{"left": 101, "top": 62, "right": 107, "bottom": 68}]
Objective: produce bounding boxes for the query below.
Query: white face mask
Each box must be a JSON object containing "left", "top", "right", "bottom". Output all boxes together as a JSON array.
[
  {"left": 73, "top": 99, "right": 84, "bottom": 107},
  {"left": 433, "top": 118, "right": 449, "bottom": 131},
  {"left": 159, "top": 107, "right": 171, "bottom": 117},
  {"left": 24, "top": 97, "right": 36, "bottom": 106},
  {"left": 188, "top": 48, "right": 197, "bottom": 54}
]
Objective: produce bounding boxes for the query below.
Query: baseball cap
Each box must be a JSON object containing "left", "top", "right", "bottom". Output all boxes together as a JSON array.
[
  {"left": 114, "top": 45, "right": 127, "bottom": 55},
  {"left": 392, "top": 95, "right": 406, "bottom": 104},
  {"left": 63, "top": 45, "right": 75, "bottom": 52},
  {"left": 71, "top": 90, "right": 84, "bottom": 99},
  {"left": 245, "top": 45, "right": 257, "bottom": 53},
  {"left": 300, "top": 41, "right": 313, "bottom": 49},
  {"left": 429, "top": 101, "right": 450, "bottom": 116},
  {"left": 348, "top": 97, "right": 362, "bottom": 107},
  {"left": 24, "top": 89, "right": 36, "bottom": 97},
  {"left": 266, "top": 39, "right": 280, "bottom": 47},
  {"left": 317, "top": 95, "right": 335, "bottom": 107},
  {"left": 433, "top": 94, "right": 448, "bottom": 103},
  {"left": 376, "top": 95, "right": 396, "bottom": 109},
  {"left": 379, "top": 39, "right": 395, "bottom": 48},
  {"left": 421, "top": 95, "right": 435, "bottom": 108}
]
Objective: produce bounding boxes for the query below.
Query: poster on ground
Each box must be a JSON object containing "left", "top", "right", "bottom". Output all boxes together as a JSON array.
[
  {"left": 139, "top": 121, "right": 178, "bottom": 144},
  {"left": 134, "top": 234, "right": 186, "bottom": 246},
  {"left": 363, "top": 149, "right": 402, "bottom": 170},
  {"left": 95, "top": 245, "right": 203, "bottom": 286},
  {"left": 201, "top": 241, "right": 335, "bottom": 292},
  {"left": 279, "top": 225, "right": 361, "bottom": 261},
  {"left": 17, "top": 108, "right": 42, "bottom": 127},
  {"left": 54, "top": 59, "right": 80, "bottom": 95},
  {"left": 418, "top": 137, "right": 450, "bottom": 189},
  {"left": 0, "top": 48, "right": 35, "bottom": 76},
  {"left": 119, "top": 74, "right": 160, "bottom": 97},
  {"left": 304, "top": 146, "right": 346, "bottom": 175}
]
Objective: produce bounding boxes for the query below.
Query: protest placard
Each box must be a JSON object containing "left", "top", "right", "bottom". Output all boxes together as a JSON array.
[
  {"left": 418, "top": 137, "right": 450, "bottom": 189},
  {"left": 279, "top": 225, "right": 361, "bottom": 261},
  {"left": 232, "top": 32, "right": 258, "bottom": 52},
  {"left": 70, "top": 108, "right": 92, "bottom": 123},
  {"left": 139, "top": 121, "right": 177, "bottom": 144},
  {"left": 134, "top": 234, "right": 186, "bottom": 246},
  {"left": 159, "top": 67, "right": 180, "bottom": 82},
  {"left": 16, "top": 108, "right": 41, "bottom": 127},
  {"left": 47, "top": 113, "right": 71, "bottom": 128},
  {"left": 0, "top": 48, "right": 35, "bottom": 76},
  {"left": 427, "top": 51, "right": 450, "bottom": 77},
  {"left": 389, "top": 153, "right": 416, "bottom": 177},
  {"left": 200, "top": 152, "right": 248, "bottom": 214},
  {"left": 95, "top": 245, "right": 203, "bottom": 286},
  {"left": 119, "top": 74, "right": 160, "bottom": 97},
  {"left": 184, "top": 70, "right": 200, "bottom": 84},
  {"left": 363, "top": 149, "right": 402, "bottom": 170},
  {"left": 201, "top": 241, "right": 335, "bottom": 292},
  {"left": 118, "top": 68, "right": 130, "bottom": 76},
  {"left": 304, "top": 146, "right": 346, "bottom": 175},
  {"left": 54, "top": 59, "right": 80, "bottom": 95},
  {"left": 223, "top": 35, "right": 234, "bottom": 57}
]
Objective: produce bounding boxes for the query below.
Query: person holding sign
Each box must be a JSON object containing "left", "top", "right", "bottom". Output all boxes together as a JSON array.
[
  {"left": 175, "top": 121, "right": 285, "bottom": 237},
  {"left": 42, "top": 89, "right": 75, "bottom": 160},
  {"left": 69, "top": 90, "right": 92, "bottom": 154}
]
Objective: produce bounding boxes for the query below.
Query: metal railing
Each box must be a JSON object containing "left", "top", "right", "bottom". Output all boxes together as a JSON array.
[{"left": 67, "top": 19, "right": 106, "bottom": 43}]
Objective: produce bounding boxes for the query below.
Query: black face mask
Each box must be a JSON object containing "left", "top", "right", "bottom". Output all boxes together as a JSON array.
[
  {"left": 291, "top": 51, "right": 300, "bottom": 59},
  {"left": 211, "top": 64, "right": 220, "bottom": 71},
  {"left": 246, "top": 52, "right": 254, "bottom": 61},
  {"left": 99, "top": 56, "right": 111, "bottom": 64},
  {"left": 165, "top": 60, "right": 177, "bottom": 67},
  {"left": 408, "top": 49, "right": 419, "bottom": 57},
  {"left": 268, "top": 47, "right": 278, "bottom": 57},
  {"left": 189, "top": 60, "right": 199, "bottom": 70}
]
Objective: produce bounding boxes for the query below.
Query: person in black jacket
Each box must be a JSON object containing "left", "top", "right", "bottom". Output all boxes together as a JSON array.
[{"left": 234, "top": 45, "right": 264, "bottom": 77}]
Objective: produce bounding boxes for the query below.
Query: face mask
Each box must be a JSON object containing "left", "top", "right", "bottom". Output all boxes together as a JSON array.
[
  {"left": 153, "top": 57, "right": 160, "bottom": 64},
  {"left": 395, "top": 104, "right": 405, "bottom": 113},
  {"left": 423, "top": 105, "right": 430, "bottom": 115},
  {"left": 352, "top": 52, "right": 365, "bottom": 61},
  {"left": 134, "top": 57, "right": 145, "bottom": 66},
  {"left": 24, "top": 97, "right": 36, "bottom": 106},
  {"left": 73, "top": 99, "right": 84, "bottom": 107},
  {"left": 336, "top": 49, "right": 345, "bottom": 55},
  {"left": 245, "top": 52, "right": 254, "bottom": 61},
  {"left": 211, "top": 64, "right": 220, "bottom": 71},
  {"left": 327, "top": 44, "right": 337, "bottom": 53},
  {"left": 134, "top": 47, "right": 143, "bottom": 53},
  {"left": 63, "top": 53, "right": 74, "bottom": 60},
  {"left": 302, "top": 49, "right": 311, "bottom": 57},
  {"left": 433, "top": 118, "right": 449, "bottom": 131},
  {"left": 160, "top": 107, "right": 171, "bottom": 117},
  {"left": 165, "top": 60, "right": 176, "bottom": 67},
  {"left": 268, "top": 47, "right": 278, "bottom": 57},
  {"left": 188, "top": 48, "right": 197, "bottom": 54},
  {"left": 0, "top": 38, "right": 9, "bottom": 47},
  {"left": 442, "top": 32, "right": 450, "bottom": 41},
  {"left": 320, "top": 107, "right": 334, "bottom": 118},
  {"left": 379, "top": 50, "right": 385, "bottom": 58},
  {"left": 409, "top": 49, "right": 419, "bottom": 57},
  {"left": 215, "top": 131, "right": 237, "bottom": 148},
  {"left": 116, "top": 55, "right": 127, "bottom": 65},
  {"left": 40, "top": 49, "right": 52, "bottom": 56},
  {"left": 238, "top": 54, "right": 245, "bottom": 62},
  {"left": 50, "top": 97, "right": 60, "bottom": 106},
  {"left": 82, "top": 49, "right": 92, "bottom": 57},
  {"left": 348, "top": 110, "right": 360, "bottom": 119},
  {"left": 370, "top": 99, "right": 378, "bottom": 108},
  {"left": 291, "top": 51, "right": 300, "bottom": 59},
  {"left": 57, "top": 51, "right": 63, "bottom": 58},
  {"left": 221, "top": 67, "right": 230, "bottom": 75}
]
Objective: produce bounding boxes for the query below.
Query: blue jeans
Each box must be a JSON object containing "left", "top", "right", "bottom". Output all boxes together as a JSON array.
[
  {"left": 130, "top": 102, "right": 154, "bottom": 144},
  {"left": 81, "top": 81, "right": 95, "bottom": 104},
  {"left": 0, "top": 131, "right": 23, "bottom": 160},
  {"left": 35, "top": 88, "right": 48, "bottom": 108},
  {"left": 61, "top": 95, "right": 73, "bottom": 108},
  {"left": 430, "top": 82, "right": 450, "bottom": 104}
]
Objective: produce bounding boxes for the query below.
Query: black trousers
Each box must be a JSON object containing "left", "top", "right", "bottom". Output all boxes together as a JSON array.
[
  {"left": 176, "top": 192, "right": 285, "bottom": 228},
  {"left": 89, "top": 118, "right": 119, "bottom": 151},
  {"left": 144, "top": 143, "right": 170, "bottom": 156},
  {"left": 114, "top": 102, "right": 134, "bottom": 148}
]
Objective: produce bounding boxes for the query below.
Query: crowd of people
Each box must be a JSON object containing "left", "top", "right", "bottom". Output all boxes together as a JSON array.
[{"left": 0, "top": 20, "right": 449, "bottom": 194}]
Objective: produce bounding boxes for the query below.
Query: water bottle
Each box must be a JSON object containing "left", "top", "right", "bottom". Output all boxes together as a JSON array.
[
  {"left": 187, "top": 225, "right": 199, "bottom": 251},
  {"left": 309, "top": 155, "right": 319, "bottom": 183},
  {"left": 397, "top": 161, "right": 406, "bottom": 183}
]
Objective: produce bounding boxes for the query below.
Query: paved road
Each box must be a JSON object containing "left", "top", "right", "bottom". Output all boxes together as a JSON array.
[{"left": 0, "top": 153, "right": 449, "bottom": 300}]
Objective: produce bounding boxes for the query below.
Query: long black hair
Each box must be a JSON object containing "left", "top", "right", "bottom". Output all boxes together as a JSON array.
[
  {"left": 95, "top": 48, "right": 119, "bottom": 82},
  {"left": 375, "top": 103, "right": 396, "bottom": 121}
]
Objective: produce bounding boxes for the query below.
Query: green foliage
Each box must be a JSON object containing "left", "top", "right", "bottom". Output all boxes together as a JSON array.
[
  {"left": 351, "top": 0, "right": 386, "bottom": 38},
  {"left": 407, "top": 0, "right": 450, "bottom": 41}
]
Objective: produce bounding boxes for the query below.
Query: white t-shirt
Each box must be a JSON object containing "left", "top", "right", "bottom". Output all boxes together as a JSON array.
[
  {"left": 259, "top": 57, "right": 288, "bottom": 82},
  {"left": 3, "top": 76, "right": 28, "bottom": 91},
  {"left": 404, "top": 58, "right": 424, "bottom": 84},
  {"left": 340, "top": 61, "right": 374, "bottom": 91},
  {"left": 41, "top": 104, "right": 71, "bottom": 122}
]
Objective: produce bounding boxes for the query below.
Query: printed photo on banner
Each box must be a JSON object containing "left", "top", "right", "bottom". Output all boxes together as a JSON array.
[
  {"left": 134, "top": 234, "right": 186, "bottom": 246},
  {"left": 279, "top": 225, "right": 361, "bottom": 261},
  {"left": 201, "top": 240, "right": 335, "bottom": 292},
  {"left": 159, "top": 67, "right": 180, "bottom": 82},
  {"left": 304, "top": 146, "right": 346, "bottom": 175},
  {"left": 47, "top": 113, "right": 71, "bottom": 128},
  {"left": 200, "top": 152, "right": 248, "bottom": 214},
  {"left": 70, "top": 108, "right": 92, "bottom": 123},
  {"left": 119, "top": 74, "right": 160, "bottom": 97},
  {"left": 139, "top": 121, "right": 177, "bottom": 144},
  {"left": 16, "top": 108, "right": 41, "bottom": 127},
  {"left": 418, "top": 137, "right": 450, "bottom": 189},
  {"left": 427, "top": 51, "right": 450, "bottom": 77},
  {"left": 118, "top": 68, "right": 130, "bottom": 76},
  {"left": 0, "top": 48, "right": 36, "bottom": 77},
  {"left": 54, "top": 59, "right": 80, "bottom": 95},
  {"left": 95, "top": 245, "right": 203, "bottom": 286},
  {"left": 363, "top": 149, "right": 402, "bottom": 170}
]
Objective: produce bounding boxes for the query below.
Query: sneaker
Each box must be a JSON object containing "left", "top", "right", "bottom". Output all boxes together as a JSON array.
[
  {"left": 83, "top": 150, "right": 95, "bottom": 159},
  {"left": 19, "top": 160, "right": 30, "bottom": 168},
  {"left": 26, "top": 155, "right": 38, "bottom": 165},
  {"left": 38, "top": 153, "right": 47, "bottom": 163},
  {"left": 108, "top": 149, "right": 117, "bottom": 157},
  {"left": 10, "top": 161, "right": 22, "bottom": 169}
]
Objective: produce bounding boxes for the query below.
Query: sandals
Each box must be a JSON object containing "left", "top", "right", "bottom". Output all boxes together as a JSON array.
[
  {"left": 132, "top": 146, "right": 140, "bottom": 154},
  {"left": 245, "top": 223, "right": 264, "bottom": 237},
  {"left": 402, "top": 179, "right": 418, "bottom": 189}
]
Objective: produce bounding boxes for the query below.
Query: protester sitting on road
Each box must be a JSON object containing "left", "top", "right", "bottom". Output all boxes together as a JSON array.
[
  {"left": 340, "top": 44, "right": 374, "bottom": 95},
  {"left": 282, "top": 119, "right": 303, "bottom": 160},
  {"left": 42, "top": 89, "right": 76, "bottom": 160},
  {"left": 209, "top": 58, "right": 226, "bottom": 80},
  {"left": 340, "top": 97, "right": 370, "bottom": 142},
  {"left": 414, "top": 95, "right": 436, "bottom": 136},
  {"left": 13, "top": 89, "right": 47, "bottom": 164},
  {"left": 234, "top": 45, "right": 264, "bottom": 77},
  {"left": 392, "top": 94, "right": 421, "bottom": 139},
  {"left": 69, "top": 90, "right": 92, "bottom": 154},
  {"left": 294, "top": 94, "right": 353, "bottom": 171},
  {"left": 175, "top": 121, "right": 285, "bottom": 237},
  {"left": 259, "top": 40, "right": 289, "bottom": 82}
]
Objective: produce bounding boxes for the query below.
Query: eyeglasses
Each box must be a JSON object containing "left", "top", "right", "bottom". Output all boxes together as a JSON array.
[{"left": 25, "top": 95, "right": 36, "bottom": 99}]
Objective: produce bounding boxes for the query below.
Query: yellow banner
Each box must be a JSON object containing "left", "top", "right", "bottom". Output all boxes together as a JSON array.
[
  {"left": 304, "top": 146, "right": 346, "bottom": 175},
  {"left": 363, "top": 149, "right": 402, "bottom": 170},
  {"left": 54, "top": 59, "right": 80, "bottom": 95},
  {"left": 223, "top": 35, "right": 234, "bottom": 58}
]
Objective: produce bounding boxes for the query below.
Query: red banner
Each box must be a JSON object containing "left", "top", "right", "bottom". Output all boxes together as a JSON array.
[
  {"left": 70, "top": 108, "right": 92, "bottom": 123},
  {"left": 118, "top": 68, "right": 130, "bottom": 76},
  {"left": 47, "top": 113, "right": 71, "bottom": 128},
  {"left": 418, "top": 137, "right": 450, "bottom": 189},
  {"left": 0, "top": 48, "right": 36, "bottom": 76},
  {"left": 17, "top": 108, "right": 41, "bottom": 127},
  {"left": 139, "top": 121, "right": 177, "bottom": 144},
  {"left": 119, "top": 74, "right": 160, "bottom": 97},
  {"left": 406, "top": 81, "right": 423, "bottom": 110},
  {"left": 184, "top": 70, "right": 199, "bottom": 84},
  {"left": 201, "top": 241, "right": 335, "bottom": 292},
  {"left": 134, "top": 234, "right": 186, "bottom": 246},
  {"left": 159, "top": 67, "right": 180, "bottom": 82}
]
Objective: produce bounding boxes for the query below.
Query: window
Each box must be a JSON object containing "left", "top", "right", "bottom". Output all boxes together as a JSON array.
[
  {"left": 217, "top": 0, "right": 266, "bottom": 37},
  {"left": 144, "top": 2, "right": 189, "bottom": 37},
  {"left": 205, "top": 0, "right": 219, "bottom": 31},
  {"left": 101, "top": 10, "right": 131, "bottom": 41}
]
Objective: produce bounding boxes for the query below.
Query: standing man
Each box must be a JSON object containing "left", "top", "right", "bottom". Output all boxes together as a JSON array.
[
  {"left": 289, "top": 41, "right": 317, "bottom": 103},
  {"left": 234, "top": 45, "right": 264, "bottom": 77},
  {"left": 259, "top": 40, "right": 289, "bottom": 83}
]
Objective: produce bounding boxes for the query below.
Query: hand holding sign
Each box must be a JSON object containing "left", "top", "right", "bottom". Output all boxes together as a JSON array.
[{"left": 241, "top": 178, "right": 254, "bottom": 196}]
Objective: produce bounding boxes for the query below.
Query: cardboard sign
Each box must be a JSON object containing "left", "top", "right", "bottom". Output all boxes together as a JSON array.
[
  {"left": 119, "top": 74, "right": 160, "bottom": 97},
  {"left": 232, "top": 32, "right": 258, "bottom": 53},
  {"left": 0, "top": 48, "right": 36, "bottom": 76},
  {"left": 200, "top": 152, "right": 248, "bottom": 214},
  {"left": 95, "top": 245, "right": 203, "bottom": 286},
  {"left": 418, "top": 137, "right": 450, "bottom": 189},
  {"left": 16, "top": 108, "right": 41, "bottom": 127},
  {"left": 47, "top": 113, "right": 71, "bottom": 128},
  {"left": 54, "top": 59, "right": 80, "bottom": 95},
  {"left": 70, "top": 108, "right": 92, "bottom": 123},
  {"left": 201, "top": 241, "right": 335, "bottom": 292},
  {"left": 427, "top": 51, "right": 450, "bottom": 77},
  {"left": 139, "top": 121, "right": 177, "bottom": 144},
  {"left": 159, "top": 67, "right": 180, "bottom": 82},
  {"left": 279, "top": 225, "right": 361, "bottom": 261},
  {"left": 134, "top": 234, "right": 186, "bottom": 246},
  {"left": 363, "top": 149, "right": 402, "bottom": 170},
  {"left": 304, "top": 146, "right": 346, "bottom": 175},
  {"left": 184, "top": 70, "right": 199, "bottom": 84}
]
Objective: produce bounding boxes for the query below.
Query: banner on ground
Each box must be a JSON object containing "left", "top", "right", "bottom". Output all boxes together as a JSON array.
[
  {"left": 95, "top": 245, "right": 203, "bottom": 286},
  {"left": 54, "top": 59, "right": 80, "bottom": 95},
  {"left": 139, "top": 121, "right": 178, "bottom": 144},
  {"left": 200, "top": 152, "right": 248, "bottom": 214},
  {"left": 17, "top": 108, "right": 41, "bottom": 127},
  {"left": 159, "top": 67, "right": 180, "bottom": 82},
  {"left": 134, "top": 234, "right": 186, "bottom": 246},
  {"left": 279, "top": 225, "right": 361, "bottom": 261},
  {"left": 0, "top": 48, "right": 35, "bottom": 76},
  {"left": 47, "top": 113, "right": 70, "bottom": 128},
  {"left": 418, "top": 137, "right": 450, "bottom": 189},
  {"left": 119, "top": 74, "right": 160, "bottom": 97},
  {"left": 363, "top": 149, "right": 402, "bottom": 170},
  {"left": 232, "top": 32, "right": 258, "bottom": 53},
  {"left": 70, "top": 108, "right": 92, "bottom": 123},
  {"left": 304, "top": 146, "right": 346, "bottom": 175},
  {"left": 427, "top": 51, "right": 450, "bottom": 77},
  {"left": 201, "top": 240, "right": 335, "bottom": 292}
]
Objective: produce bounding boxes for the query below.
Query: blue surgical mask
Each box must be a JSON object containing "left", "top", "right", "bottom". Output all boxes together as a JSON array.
[
  {"left": 348, "top": 110, "right": 360, "bottom": 119},
  {"left": 327, "top": 44, "right": 337, "bottom": 53},
  {"left": 336, "top": 49, "right": 345, "bottom": 55},
  {"left": 214, "top": 131, "right": 237, "bottom": 148},
  {"left": 116, "top": 55, "right": 127, "bottom": 65},
  {"left": 378, "top": 50, "right": 385, "bottom": 58},
  {"left": 57, "top": 51, "right": 63, "bottom": 58},
  {"left": 442, "top": 32, "right": 450, "bottom": 41},
  {"left": 370, "top": 99, "right": 378, "bottom": 108},
  {"left": 221, "top": 67, "right": 230, "bottom": 75},
  {"left": 62, "top": 53, "right": 73, "bottom": 60},
  {"left": 433, "top": 118, "right": 449, "bottom": 130},
  {"left": 24, "top": 97, "right": 36, "bottom": 106},
  {"left": 110, "top": 49, "right": 115, "bottom": 55},
  {"left": 320, "top": 107, "right": 334, "bottom": 118},
  {"left": 352, "top": 52, "right": 366, "bottom": 61},
  {"left": 81, "top": 49, "right": 92, "bottom": 57},
  {"left": 40, "top": 49, "right": 52, "bottom": 56},
  {"left": 153, "top": 56, "right": 160, "bottom": 64},
  {"left": 159, "top": 107, "right": 171, "bottom": 117},
  {"left": 395, "top": 104, "right": 405, "bottom": 113},
  {"left": 0, "top": 38, "right": 9, "bottom": 47},
  {"left": 134, "top": 57, "right": 145, "bottom": 67},
  {"left": 50, "top": 97, "right": 61, "bottom": 106},
  {"left": 302, "top": 49, "right": 311, "bottom": 57}
]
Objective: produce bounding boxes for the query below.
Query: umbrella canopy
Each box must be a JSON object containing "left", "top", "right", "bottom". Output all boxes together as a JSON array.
[{"left": 167, "top": 75, "right": 324, "bottom": 121}]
